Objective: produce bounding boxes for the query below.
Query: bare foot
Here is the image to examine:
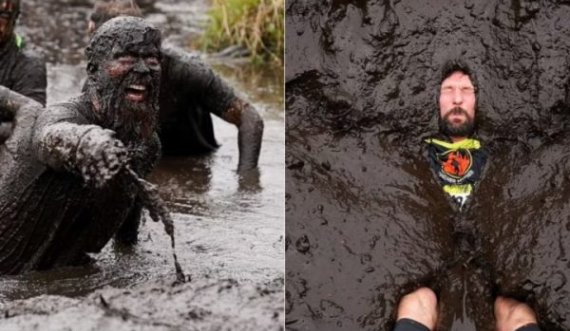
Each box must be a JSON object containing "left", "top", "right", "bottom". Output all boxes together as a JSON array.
[
  {"left": 397, "top": 287, "right": 438, "bottom": 330},
  {"left": 494, "top": 296, "right": 538, "bottom": 331}
]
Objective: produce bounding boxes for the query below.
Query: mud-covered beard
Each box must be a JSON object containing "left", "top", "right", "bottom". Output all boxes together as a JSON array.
[
  {"left": 439, "top": 107, "right": 475, "bottom": 138},
  {"left": 86, "top": 71, "right": 159, "bottom": 144}
]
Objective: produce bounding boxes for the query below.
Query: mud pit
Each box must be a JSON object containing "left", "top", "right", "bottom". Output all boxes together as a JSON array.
[
  {"left": 0, "top": 0, "right": 284, "bottom": 330},
  {"left": 286, "top": 1, "right": 570, "bottom": 330}
]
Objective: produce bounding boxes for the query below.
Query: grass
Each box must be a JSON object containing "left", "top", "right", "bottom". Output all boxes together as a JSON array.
[{"left": 199, "top": 0, "right": 284, "bottom": 66}]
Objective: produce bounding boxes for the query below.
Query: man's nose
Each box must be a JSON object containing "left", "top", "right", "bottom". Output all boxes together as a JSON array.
[
  {"left": 452, "top": 88, "right": 463, "bottom": 104},
  {"left": 133, "top": 60, "right": 150, "bottom": 74}
]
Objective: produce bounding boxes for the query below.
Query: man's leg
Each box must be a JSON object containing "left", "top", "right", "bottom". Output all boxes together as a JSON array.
[
  {"left": 394, "top": 287, "right": 438, "bottom": 331},
  {"left": 495, "top": 296, "right": 542, "bottom": 331}
]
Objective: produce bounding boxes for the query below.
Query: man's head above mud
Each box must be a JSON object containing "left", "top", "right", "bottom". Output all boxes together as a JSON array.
[
  {"left": 0, "top": 0, "right": 19, "bottom": 46},
  {"left": 85, "top": 16, "right": 161, "bottom": 141},
  {"left": 438, "top": 59, "right": 479, "bottom": 142},
  {"left": 88, "top": 0, "right": 142, "bottom": 35}
]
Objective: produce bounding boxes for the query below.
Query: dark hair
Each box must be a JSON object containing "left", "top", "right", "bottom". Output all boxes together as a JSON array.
[
  {"left": 90, "top": 0, "right": 143, "bottom": 30},
  {"left": 440, "top": 58, "right": 479, "bottom": 95},
  {"left": 86, "top": 16, "right": 160, "bottom": 72}
]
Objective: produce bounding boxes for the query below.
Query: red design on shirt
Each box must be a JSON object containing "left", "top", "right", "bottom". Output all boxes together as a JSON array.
[{"left": 442, "top": 151, "right": 471, "bottom": 177}]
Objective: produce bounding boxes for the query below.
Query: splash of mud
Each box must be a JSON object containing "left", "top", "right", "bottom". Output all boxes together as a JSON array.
[{"left": 127, "top": 167, "right": 186, "bottom": 283}]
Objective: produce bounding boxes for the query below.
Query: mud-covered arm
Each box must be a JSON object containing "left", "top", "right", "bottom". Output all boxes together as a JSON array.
[
  {"left": 222, "top": 98, "right": 264, "bottom": 171},
  {"left": 33, "top": 104, "right": 128, "bottom": 186},
  {"left": 0, "top": 86, "right": 42, "bottom": 144},
  {"left": 11, "top": 54, "right": 47, "bottom": 106},
  {"left": 0, "top": 85, "right": 40, "bottom": 120}
]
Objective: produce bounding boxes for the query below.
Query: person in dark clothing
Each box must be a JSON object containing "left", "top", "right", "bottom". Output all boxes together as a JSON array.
[
  {"left": 425, "top": 59, "right": 487, "bottom": 210},
  {"left": 0, "top": 0, "right": 47, "bottom": 142},
  {"left": 393, "top": 287, "right": 542, "bottom": 331},
  {"left": 0, "top": 16, "right": 161, "bottom": 274},
  {"left": 0, "top": 0, "right": 45, "bottom": 104},
  {"left": 88, "top": 0, "right": 264, "bottom": 172}
]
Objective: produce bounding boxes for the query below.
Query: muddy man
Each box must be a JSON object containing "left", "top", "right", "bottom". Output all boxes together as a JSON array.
[
  {"left": 0, "top": 0, "right": 46, "bottom": 141},
  {"left": 0, "top": 16, "right": 161, "bottom": 274},
  {"left": 393, "top": 60, "right": 542, "bottom": 331},
  {"left": 88, "top": 0, "right": 264, "bottom": 172}
]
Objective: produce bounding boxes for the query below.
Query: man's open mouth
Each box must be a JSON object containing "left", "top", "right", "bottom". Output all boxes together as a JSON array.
[{"left": 125, "top": 84, "right": 148, "bottom": 102}]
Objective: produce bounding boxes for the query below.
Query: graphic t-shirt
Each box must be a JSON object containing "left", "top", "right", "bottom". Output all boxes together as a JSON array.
[{"left": 425, "top": 137, "right": 487, "bottom": 209}]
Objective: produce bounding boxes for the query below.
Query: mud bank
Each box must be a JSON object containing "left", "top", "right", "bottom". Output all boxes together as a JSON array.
[
  {"left": 0, "top": 277, "right": 284, "bottom": 331},
  {"left": 286, "top": 1, "right": 570, "bottom": 330}
]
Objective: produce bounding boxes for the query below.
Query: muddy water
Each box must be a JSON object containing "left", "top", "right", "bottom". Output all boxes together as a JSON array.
[
  {"left": 0, "top": 0, "right": 284, "bottom": 330},
  {"left": 286, "top": 1, "right": 570, "bottom": 330}
]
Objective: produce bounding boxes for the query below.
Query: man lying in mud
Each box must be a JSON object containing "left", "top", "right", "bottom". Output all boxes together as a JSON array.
[
  {"left": 0, "top": 16, "right": 161, "bottom": 274},
  {"left": 389, "top": 61, "right": 542, "bottom": 331},
  {"left": 0, "top": 0, "right": 46, "bottom": 141},
  {"left": 87, "top": 0, "right": 264, "bottom": 172}
]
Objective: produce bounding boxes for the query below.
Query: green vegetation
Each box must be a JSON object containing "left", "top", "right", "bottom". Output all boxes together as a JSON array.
[{"left": 200, "top": 0, "right": 284, "bottom": 65}]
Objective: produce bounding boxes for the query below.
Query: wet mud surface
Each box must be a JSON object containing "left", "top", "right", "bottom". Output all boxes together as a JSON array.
[
  {"left": 286, "top": 1, "right": 570, "bottom": 330},
  {"left": 0, "top": 0, "right": 284, "bottom": 330}
]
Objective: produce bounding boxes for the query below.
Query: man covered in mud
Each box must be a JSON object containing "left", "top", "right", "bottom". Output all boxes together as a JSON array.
[
  {"left": 87, "top": 0, "right": 263, "bottom": 172},
  {"left": 0, "top": 16, "right": 161, "bottom": 274},
  {"left": 424, "top": 60, "right": 487, "bottom": 210},
  {"left": 0, "top": 0, "right": 46, "bottom": 141}
]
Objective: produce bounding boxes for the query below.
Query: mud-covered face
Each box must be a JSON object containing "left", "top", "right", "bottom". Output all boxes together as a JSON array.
[
  {"left": 103, "top": 44, "right": 161, "bottom": 103},
  {"left": 439, "top": 71, "right": 476, "bottom": 139},
  {"left": 85, "top": 17, "right": 161, "bottom": 142}
]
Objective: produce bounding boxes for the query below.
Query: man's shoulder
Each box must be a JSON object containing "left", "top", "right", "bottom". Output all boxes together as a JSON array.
[
  {"left": 159, "top": 46, "right": 223, "bottom": 98},
  {"left": 161, "top": 45, "right": 208, "bottom": 70}
]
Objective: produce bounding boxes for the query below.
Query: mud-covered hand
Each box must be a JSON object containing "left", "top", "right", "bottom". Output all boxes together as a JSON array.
[
  {"left": 76, "top": 128, "right": 129, "bottom": 187},
  {"left": 36, "top": 122, "right": 130, "bottom": 187}
]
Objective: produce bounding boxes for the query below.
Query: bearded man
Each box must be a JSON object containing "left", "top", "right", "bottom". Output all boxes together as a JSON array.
[
  {"left": 392, "top": 60, "right": 542, "bottom": 331},
  {"left": 0, "top": 16, "right": 161, "bottom": 274},
  {"left": 424, "top": 59, "right": 488, "bottom": 210},
  {"left": 87, "top": 0, "right": 263, "bottom": 172}
]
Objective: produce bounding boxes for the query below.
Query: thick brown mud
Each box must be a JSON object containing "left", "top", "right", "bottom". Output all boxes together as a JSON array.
[
  {"left": 0, "top": 0, "right": 284, "bottom": 330},
  {"left": 286, "top": 1, "right": 570, "bottom": 330}
]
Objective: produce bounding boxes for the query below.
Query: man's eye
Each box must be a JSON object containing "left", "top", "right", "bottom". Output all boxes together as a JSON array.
[
  {"left": 145, "top": 57, "right": 160, "bottom": 67},
  {"left": 117, "top": 56, "right": 135, "bottom": 65}
]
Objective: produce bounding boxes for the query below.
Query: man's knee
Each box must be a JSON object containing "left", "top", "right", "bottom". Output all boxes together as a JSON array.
[
  {"left": 494, "top": 296, "right": 540, "bottom": 331},
  {"left": 395, "top": 287, "right": 438, "bottom": 331}
]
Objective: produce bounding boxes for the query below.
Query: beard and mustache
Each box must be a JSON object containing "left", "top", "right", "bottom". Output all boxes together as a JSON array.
[
  {"left": 86, "top": 70, "right": 159, "bottom": 143},
  {"left": 439, "top": 107, "right": 475, "bottom": 138}
]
